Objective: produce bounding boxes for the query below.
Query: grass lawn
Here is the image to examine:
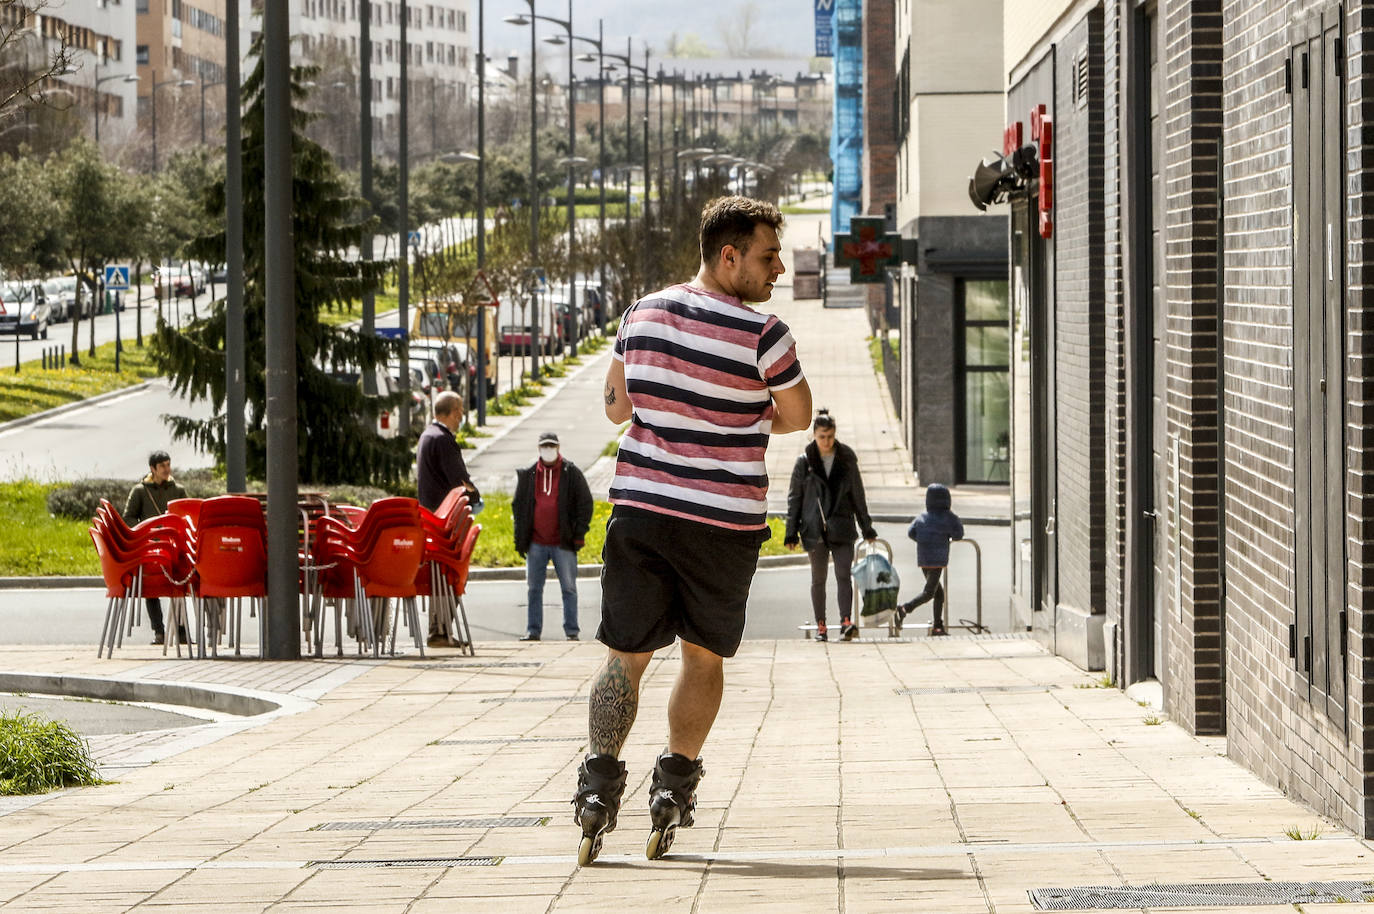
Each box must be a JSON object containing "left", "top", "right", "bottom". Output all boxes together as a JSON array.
[
  {"left": 0, "top": 481, "right": 791, "bottom": 577},
  {"left": 0, "top": 340, "right": 159, "bottom": 425},
  {"left": 0, "top": 481, "right": 99, "bottom": 576}
]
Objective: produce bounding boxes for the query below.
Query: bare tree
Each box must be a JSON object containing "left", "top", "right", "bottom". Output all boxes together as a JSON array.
[{"left": 0, "top": 0, "right": 76, "bottom": 125}]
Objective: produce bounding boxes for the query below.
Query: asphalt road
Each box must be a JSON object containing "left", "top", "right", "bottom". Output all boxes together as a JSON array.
[
  {"left": 0, "top": 379, "right": 216, "bottom": 483},
  {"left": 0, "top": 286, "right": 212, "bottom": 371},
  {"left": 0, "top": 521, "right": 1012, "bottom": 648},
  {"left": 0, "top": 693, "right": 207, "bottom": 736}
]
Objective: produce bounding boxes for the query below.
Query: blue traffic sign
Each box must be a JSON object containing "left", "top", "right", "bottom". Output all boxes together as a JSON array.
[
  {"left": 104, "top": 264, "right": 130, "bottom": 290},
  {"left": 407, "top": 230, "right": 421, "bottom": 246},
  {"left": 375, "top": 327, "right": 407, "bottom": 340}
]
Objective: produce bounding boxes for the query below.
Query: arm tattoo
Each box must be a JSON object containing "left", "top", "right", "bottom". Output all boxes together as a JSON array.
[
  {"left": 604, "top": 383, "right": 617, "bottom": 407},
  {"left": 589, "top": 655, "right": 638, "bottom": 756}
]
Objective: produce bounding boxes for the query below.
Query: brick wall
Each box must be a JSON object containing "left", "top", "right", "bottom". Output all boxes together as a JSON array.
[
  {"left": 1219, "top": 0, "right": 1373, "bottom": 835},
  {"left": 1102, "top": 0, "right": 1128, "bottom": 680},
  {"left": 1051, "top": 10, "right": 1107, "bottom": 620},
  {"left": 1160, "top": 0, "right": 1224, "bottom": 736},
  {"left": 863, "top": 0, "right": 897, "bottom": 217},
  {"left": 1348, "top": 0, "right": 1374, "bottom": 836}
]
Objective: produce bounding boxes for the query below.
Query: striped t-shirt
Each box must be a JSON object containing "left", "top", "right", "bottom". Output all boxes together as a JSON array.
[{"left": 609, "top": 283, "right": 804, "bottom": 530}]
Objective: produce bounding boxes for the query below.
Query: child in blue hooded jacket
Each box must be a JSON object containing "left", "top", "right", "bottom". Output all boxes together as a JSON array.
[{"left": 897, "top": 483, "right": 963, "bottom": 636}]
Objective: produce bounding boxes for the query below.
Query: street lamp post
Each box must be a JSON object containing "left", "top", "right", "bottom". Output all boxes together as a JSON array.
[
  {"left": 570, "top": 20, "right": 606, "bottom": 329},
  {"left": 92, "top": 66, "right": 138, "bottom": 146},
  {"left": 199, "top": 74, "right": 225, "bottom": 145},
  {"left": 399, "top": 0, "right": 411, "bottom": 431},
  {"left": 605, "top": 46, "right": 649, "bottom": 300},
  {"left": 477, "top": 0, "right": 488, "bottom": 422},
  {"left": 501, "top": 2, "right": 543, "bottom": 379},
  {"left": 150, "top": 72, "right": 194, "bottom": 170}
]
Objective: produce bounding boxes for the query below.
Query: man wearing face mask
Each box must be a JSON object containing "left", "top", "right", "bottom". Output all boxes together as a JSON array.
[{"left": 512, "top": 432, "right": 594, "bottom": 642}]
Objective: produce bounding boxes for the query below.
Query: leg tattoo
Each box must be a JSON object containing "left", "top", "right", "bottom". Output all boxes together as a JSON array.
[{"left": 589, "top": 655, "right": 639, "bottom": 756}]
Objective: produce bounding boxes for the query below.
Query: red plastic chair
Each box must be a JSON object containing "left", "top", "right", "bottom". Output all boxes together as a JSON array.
[
  {"left": 416, "top": 520, "right": 480, "bottom": 654},
  {"left": 89, "top": 521, "right": 193, "bottom": 658},
  {"left": 309, "top": 498, "right": 425, "bottom": 657},
  {"left": 194, "top": 496, "right": 269, "bottom": 658}
]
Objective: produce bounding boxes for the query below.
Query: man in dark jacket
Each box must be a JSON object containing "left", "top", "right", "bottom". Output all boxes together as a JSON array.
[
  {"left": 784, "top": 411, "right": 877, "bottom": 641},
  {"left": 513, "top": 432, "right": 594, "bottom": 641},
  {"left": 898, "top": 483, "right": 964, "bottom": 636},
  {"left": 123, "top": 450, "right": 187, "bottom": 645},
  {"left": 415, "top": 391, "right": 479, "bottom": 512}
]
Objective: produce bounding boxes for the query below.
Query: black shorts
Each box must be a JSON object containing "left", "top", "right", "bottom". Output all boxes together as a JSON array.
[{"left": 597, "top": 506, "right": 770, "bottom": 658}]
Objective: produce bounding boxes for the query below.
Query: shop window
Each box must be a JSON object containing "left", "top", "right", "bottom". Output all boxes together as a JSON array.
[{"left": 958, "top": 279, "right": 1010, "bottom": 483}]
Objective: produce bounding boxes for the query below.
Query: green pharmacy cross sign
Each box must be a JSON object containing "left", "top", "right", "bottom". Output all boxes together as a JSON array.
[{"left": 833, "top": 216, "right": 903, "bottom": 283}]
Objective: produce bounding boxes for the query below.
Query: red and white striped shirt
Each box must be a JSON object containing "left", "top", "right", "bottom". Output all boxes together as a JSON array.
[{"left": 610, "top": 283, "right": 804, "bottom": 530}]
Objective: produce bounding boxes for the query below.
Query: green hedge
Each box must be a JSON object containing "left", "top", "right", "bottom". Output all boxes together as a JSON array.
[{"left": 549, "top": 186, "right": 628, "bottom": 206}]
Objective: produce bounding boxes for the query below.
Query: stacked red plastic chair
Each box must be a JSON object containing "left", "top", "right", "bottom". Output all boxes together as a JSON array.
[
  {"left": 416, "top": 487, "right": 481, "bottom": 655},
  {"left": 191, "top": 496, "right": 268, "bottom": 658},
  {"left": 310, "top": 497, "right": 426, "bottom": 658},
  {"left": 90, "top": 499, "right": 196, "bottom": 658}
]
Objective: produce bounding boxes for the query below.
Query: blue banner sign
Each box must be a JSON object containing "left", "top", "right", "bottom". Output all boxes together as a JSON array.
[{"left": 814, "top": 0, "right": 834, "bottom": 57}]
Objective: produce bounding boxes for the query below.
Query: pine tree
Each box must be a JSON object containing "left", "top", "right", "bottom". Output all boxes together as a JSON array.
[{"left": 153, "top": 50, "right": 406, "bottom": 486}]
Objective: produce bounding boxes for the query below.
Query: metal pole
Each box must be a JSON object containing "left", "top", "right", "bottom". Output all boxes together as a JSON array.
[
  {"left": 200, "top": 75, "right": 207, "bottom": 145},
  {"left": 597, "top": 20, "right": 605, "bottom": 326},
  {"left": 94, "top": 62, "right": 101, "bottom": 145},
  {"left": 225, "top": 0, "right": 246, "bottom": 494},
  {"left": 399, "top": 0, "right": 411, "bottom": 429},
  {"left": 565, "top": 0, "right": 576, "bottom": 358},
  {"left": 360, "top": 0, "right": 375, "bottom": 360},
  {"left": 527, "top": 1, "right": 540, "bottom": 380},
  {"left": 151, "top": 71, "right": 158, "bottom": 170},
  {"left": 263, "top": 0, "right": 300, "bottom": 660},
  {"left": 476, "top": 0, "right": 487, "bottom": 423}
]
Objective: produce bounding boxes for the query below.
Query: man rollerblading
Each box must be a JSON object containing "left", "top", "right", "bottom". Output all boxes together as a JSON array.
[
  {"left": 573, "top": 196, "right": 812, "bottom": 864},
  {"left": 645, "top": 752, "right": 704, "bottom": 859},
  {"left": 572, "top": 753, "right": 628, "bottom": 865}
]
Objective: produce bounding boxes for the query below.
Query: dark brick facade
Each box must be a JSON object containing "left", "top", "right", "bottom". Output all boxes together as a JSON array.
[
  {"left": 862, "top": 0, "right": 897, "bottom": 320},
  {"left": 1006, "top": 0, "right": 1374, "bottom": 835}
]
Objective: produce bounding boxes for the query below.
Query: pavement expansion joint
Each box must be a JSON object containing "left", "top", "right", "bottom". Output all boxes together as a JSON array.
[{"left": 0, "top": 835, "right": 1350, "bottom": 876}]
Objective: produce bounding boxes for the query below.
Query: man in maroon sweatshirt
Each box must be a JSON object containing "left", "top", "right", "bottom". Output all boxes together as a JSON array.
[{"left": 512, "top": 432, "right": 594, "bottom": 641}]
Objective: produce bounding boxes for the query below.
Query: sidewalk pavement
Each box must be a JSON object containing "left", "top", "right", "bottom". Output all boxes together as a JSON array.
[{"left": 0, "top": 636, "right": 1364, "bottom": 912}]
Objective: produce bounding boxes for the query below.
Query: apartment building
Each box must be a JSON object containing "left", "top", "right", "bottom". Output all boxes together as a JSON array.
[
  {"left": 1, "top": 0, "right": 140, "bottom": 147},
  {"left": 888, "top": 0, "right": 1007, "bottom": 487},
  {"left": 242, "top": 1, "right": 473, "bottom": 157},
  {"left": 986, "top": 0, "right": 1374, "bottom": 837}
]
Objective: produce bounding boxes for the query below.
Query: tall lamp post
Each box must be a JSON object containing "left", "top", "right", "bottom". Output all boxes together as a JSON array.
[
  {"left": 502, "top": 0, "right": 544, "bottom": 380},
  {"left": 150, "top": 73, "right": 194, "bottom": 170},
  {"left": 199, "top": 74, "right": 225, "bottom": 145},
  {"left": 605, "top": 46, "right": 648, "bottom": 298},
  {"left": 92, "top": 67, "right": 138, "bottom": 145},
  {"left": 569, "top": 19, "right": 606, "bottom": 328}
]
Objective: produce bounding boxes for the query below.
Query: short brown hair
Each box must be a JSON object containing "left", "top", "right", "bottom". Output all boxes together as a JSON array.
[{"left": 699, "top": 196, "right": 784, "bottom": 266}]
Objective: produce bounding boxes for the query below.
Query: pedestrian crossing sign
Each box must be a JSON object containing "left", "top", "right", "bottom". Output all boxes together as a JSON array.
[{"left": 104, "top": 265, "right": 130, "bottom": 290}]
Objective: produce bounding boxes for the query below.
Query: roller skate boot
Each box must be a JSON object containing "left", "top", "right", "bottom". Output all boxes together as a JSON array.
[
  {"left": 815, "top": 620, "right": 828, "bottom": 642},
  {"left": 841, "top": 616, "right": 858, "bottom": 641},
  {"left": 645, "top": 751, "right": 703, "bottom": 860},
  {"left": 571, "top": 753, "right": 627, "bottom": 865}
]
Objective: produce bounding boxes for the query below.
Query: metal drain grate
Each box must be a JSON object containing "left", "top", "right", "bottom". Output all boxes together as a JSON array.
[
  {"left": 1029, "top": 880, "right": 1374, "bottom": 910},
  {"left": 404, "top": 662, "right": 545, "bottom": 670},
  {"left": 481, "top": 694, "right": 581, "bottom": 703},
  {"left": 311, "top": 856, "right": 504, "bottom": 869},
  {"left": 435, "top": 736, "right": 583, "bottom": 746},
  {"left": 896, "top": 684, "right": 1054, "bottom": 695},
  {"left": 312, "top": 817, "right": 549, "bottom": 831}
]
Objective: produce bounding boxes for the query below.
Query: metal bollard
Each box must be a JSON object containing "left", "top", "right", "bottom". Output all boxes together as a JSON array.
[
  {"left": 943, "top": 538, "right": 986, "bottom": 633},
  {"left": 41, "top": 349, "right": 48, "bottom": 370}
]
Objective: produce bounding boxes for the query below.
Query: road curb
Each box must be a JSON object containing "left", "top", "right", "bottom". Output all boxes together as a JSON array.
[
  {"left": 0, "top": 550, "right": 812, "bottom": 590},
  {"left": 0, "top": 381, "right": 153, "bottom": 436}
]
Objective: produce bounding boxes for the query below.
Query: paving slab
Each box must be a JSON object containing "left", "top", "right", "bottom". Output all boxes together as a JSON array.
[{"left": 0, "top": 638, "right": 1368, "bottom": 911}]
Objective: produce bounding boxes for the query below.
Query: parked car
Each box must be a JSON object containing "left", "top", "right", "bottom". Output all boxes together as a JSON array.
[
  {"left": 326, "top": 366, "right": 426, "bottom": 440},
  {"left": 0, "top": 281, "right": 51, "bottom": 339},
  {"left": 42, "top": 277, "right": 80, "bottom": 322}
]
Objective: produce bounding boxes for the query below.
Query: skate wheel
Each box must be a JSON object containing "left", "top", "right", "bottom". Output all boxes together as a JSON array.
[
  {"left": 577, "top": 834, "right": 602, "bottom": 866},
  {"left": 645, "top": 826, "right": 674, "bottom": 860}
]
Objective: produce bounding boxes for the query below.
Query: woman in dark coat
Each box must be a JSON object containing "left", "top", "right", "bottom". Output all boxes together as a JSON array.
[{"left": 784, "top": 410, "right": 877, "bottom": 641}]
